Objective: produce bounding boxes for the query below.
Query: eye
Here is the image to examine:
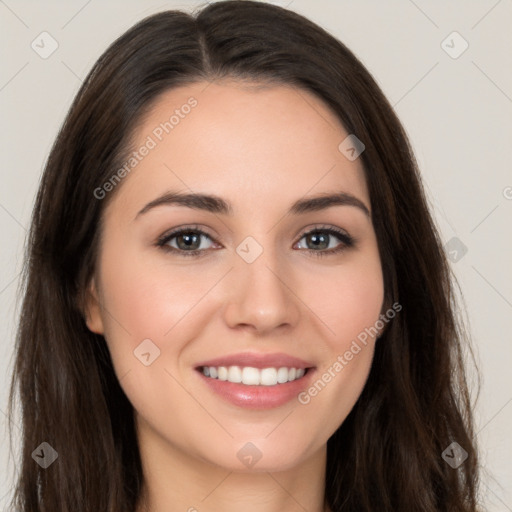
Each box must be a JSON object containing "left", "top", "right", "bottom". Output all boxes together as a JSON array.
[
  {"left": 295, "top": 226, "right": 356, "bottom": 258},
  {"left": 156, "top": 224, "right": 356, "bottom": 258},
  {"left": 156, "top": 225, "right": 218, "bottom": 257}
]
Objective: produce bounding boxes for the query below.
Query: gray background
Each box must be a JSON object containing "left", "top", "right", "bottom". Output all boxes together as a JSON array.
[{"left": 1, "top": 0, "right": 511, "bottom": 510}]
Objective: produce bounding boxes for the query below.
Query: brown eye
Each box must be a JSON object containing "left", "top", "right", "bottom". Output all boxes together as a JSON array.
[
  {"left": 172, "top": 231, "right": 203, "bottom": 251},
  {"left": 156, "top": 226, "right": 217, "bottom": 257},
  {"left": 295, "top": 227, "right": 355, "bottom": 257}
]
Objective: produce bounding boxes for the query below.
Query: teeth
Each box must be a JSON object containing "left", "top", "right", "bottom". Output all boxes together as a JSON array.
[
  {"left": 242, "top": 366, "right": 260, "bottom": 385},
  {"left": 260, "top": 368, "right": 276, "bottom": 386},
  {"left": 277, "top": 367, "right": 289, "bottom": 383},
  {"left": 228, "top": 366, "right": 242, "bottom": 383},
  {"left": 201, "top": 366, "right": 307, "bottom": 386},
  {"left": 218, "top": 366, "right": 228, "bottom": 381}
]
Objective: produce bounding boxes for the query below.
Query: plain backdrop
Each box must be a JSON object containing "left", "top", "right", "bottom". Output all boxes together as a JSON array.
[{"left": 1, "top": 0, "right": 511, "bottom": 510}]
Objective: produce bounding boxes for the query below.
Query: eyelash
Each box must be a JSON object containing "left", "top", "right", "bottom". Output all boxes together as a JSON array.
[{"left": 156, "top": 224, "right": 356, "bottom": 259}]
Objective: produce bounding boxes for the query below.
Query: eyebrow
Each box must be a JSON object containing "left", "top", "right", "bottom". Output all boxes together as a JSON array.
[{"left": 135, "top": 190, "right": 371, "bottom": 219}]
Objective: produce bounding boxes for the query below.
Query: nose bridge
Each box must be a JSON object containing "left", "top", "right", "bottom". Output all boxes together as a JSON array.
[{"left": 223, "top": 240, "right": 300, "bottom": 332}]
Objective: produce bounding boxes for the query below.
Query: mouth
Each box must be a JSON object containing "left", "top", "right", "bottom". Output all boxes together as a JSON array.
[
  {"left": 193, "top": 351, "right": 317, "bottom": 409},
  {"left": 195, "top": 365, "right": 313, "bottom": 386}
]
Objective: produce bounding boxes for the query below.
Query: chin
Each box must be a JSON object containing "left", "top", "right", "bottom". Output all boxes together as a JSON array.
[{"left": 197, "top": 437, "right": 314, "bottom": 473}]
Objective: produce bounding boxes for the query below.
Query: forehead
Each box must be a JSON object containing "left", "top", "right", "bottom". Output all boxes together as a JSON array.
[{"left": 107, "top": 80, "right": 369, "bottom": 218}]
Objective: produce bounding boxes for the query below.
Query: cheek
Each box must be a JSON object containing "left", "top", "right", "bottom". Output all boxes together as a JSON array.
[
  {"left": 306, "top": 253, "right": 384, "bottom": 348},
  {"left": 96, "top": 240, "right": 213, "bottom": 374},
  {"left": 96, "top": 246, "right": 214, "bottom": 423},
  {"left": 295, "top": 252, "right": 383, "bottom": 419}
]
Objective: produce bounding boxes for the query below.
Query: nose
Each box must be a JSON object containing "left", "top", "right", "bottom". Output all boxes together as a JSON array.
[{"left": 223, "top": 251, "right": 301, "bottom": 335}]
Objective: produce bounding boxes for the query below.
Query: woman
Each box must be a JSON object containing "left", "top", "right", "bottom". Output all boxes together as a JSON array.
[{"left": 8, "top": 1, "right": 482, "bottom": 510}]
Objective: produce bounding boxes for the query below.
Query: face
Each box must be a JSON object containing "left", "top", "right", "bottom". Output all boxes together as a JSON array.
[{"left": 84, "top": 80, "right": 384, "bottom": 472}]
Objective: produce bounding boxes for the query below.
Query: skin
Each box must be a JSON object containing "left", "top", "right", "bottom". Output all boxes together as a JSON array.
[{"left": 84, "top": 80, "right": 385, "bottom": 512}]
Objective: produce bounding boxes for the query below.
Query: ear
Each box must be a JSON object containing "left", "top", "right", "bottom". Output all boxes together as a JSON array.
[{"left": 82, "top": 278, "right": 105, "bottom": 335}]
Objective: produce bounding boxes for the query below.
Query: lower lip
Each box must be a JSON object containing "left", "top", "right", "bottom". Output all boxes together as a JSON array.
[{"left": 195, "top": 368, "right": 316, "bottom": 409}]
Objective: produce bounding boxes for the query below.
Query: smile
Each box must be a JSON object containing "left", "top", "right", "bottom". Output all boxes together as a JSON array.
[{"left": 200, "top": 365, "right": 308, "bottom": 386}]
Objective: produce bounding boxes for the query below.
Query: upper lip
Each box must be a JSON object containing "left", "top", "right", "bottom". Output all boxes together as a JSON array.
[{"left": 195, "top": 352, "right": 315, "bottom": 370}]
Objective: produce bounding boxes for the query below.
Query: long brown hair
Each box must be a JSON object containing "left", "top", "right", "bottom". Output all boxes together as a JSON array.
[{"left": 8, "top": 1, "right": 482, "bottom": 510}]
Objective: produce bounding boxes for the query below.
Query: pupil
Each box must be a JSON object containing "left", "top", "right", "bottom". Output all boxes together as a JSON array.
[
  {"left": 310, "top": 233, "right": 327, "bottom": 250},
  {"left": 179, "top": 232, "right": 199, "bottom": 249}
]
